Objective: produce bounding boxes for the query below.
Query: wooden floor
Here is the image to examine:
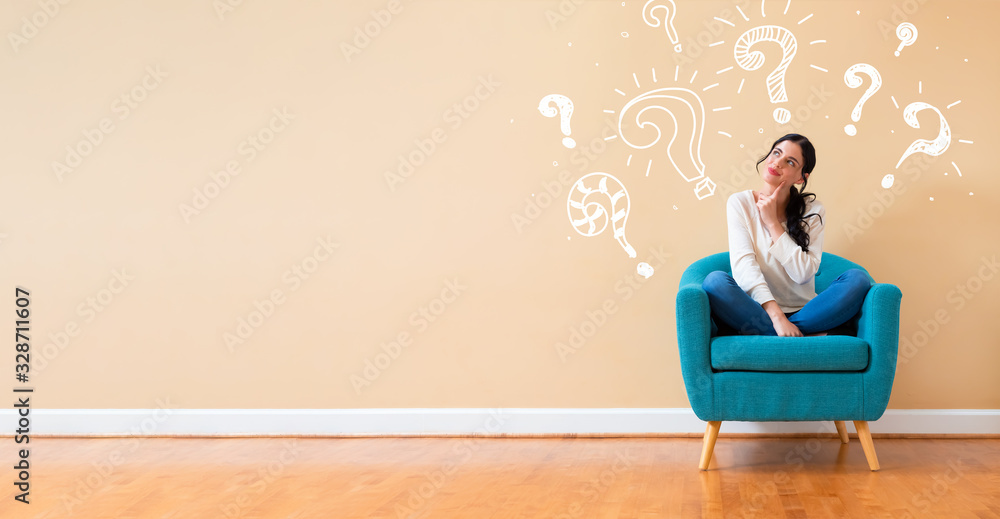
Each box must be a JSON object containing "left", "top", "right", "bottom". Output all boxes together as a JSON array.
[{"left": 3, "top": 436, "right": 999, "bottom": 518}]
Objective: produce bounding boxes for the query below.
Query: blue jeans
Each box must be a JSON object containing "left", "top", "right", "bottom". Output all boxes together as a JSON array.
[{"left": 702, "top": 269, "right": 872, "bottom": 336}]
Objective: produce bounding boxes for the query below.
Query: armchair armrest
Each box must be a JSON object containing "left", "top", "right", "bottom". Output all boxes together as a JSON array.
[
  {"left": 676, "top": 283, "right": 715, "bottom": 420},
  {"left": 856, "top": 282, "right": 902, "bottom": 420}
]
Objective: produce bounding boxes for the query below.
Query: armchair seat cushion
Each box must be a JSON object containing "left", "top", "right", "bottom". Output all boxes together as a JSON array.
[{"left": 710, "top": 335, "right": 870, "bottom": 372}]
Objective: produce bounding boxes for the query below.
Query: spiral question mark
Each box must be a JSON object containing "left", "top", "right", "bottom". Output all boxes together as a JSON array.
[
  {"left": 894, "top": 23, "right": 918, "bottom": 57},
  {"left": 734, "top": 25, "right": 798, "bottom": 124},
  {"left": 538, "top": 94, "right": 576, "bottom": 149},
  {"left": 567, "top": 173, "right": 636, "bottom": 258},
  {"left": 896, "top": 102, "right": 951, "bottom": 169},
  {"left": 643, "top": 0, "right": 682, "bottom": 53},
  {"left": 617, "top": 87, "right": 716, "bottom": 200},
  {"left": 843, "top": 64, "right": 882, "bottom": 136}
]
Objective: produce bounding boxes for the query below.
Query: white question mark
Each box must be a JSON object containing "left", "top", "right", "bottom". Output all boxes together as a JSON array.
[
  {"left": 643, "top": 0, "right": 682, "bottom": 53},
  {"left": 894, "top": 23, "right": 918, "bottom": 57},
  {"left": 538, "top": 94, "right": 576, "bottom": 149},
  {"left": 843, "top": 64, "right": 883, "bottom": 136},
  {"left": 895, "top": 102, "right": 951, "bottom": 169},
  {"left": 617, "top": 87, "right": 717, "bottom": 200},
  {"left": 567, "top": 172, "right": 636, "bottom": 258},
  {"left": 734, "top": 25, "right": 798, "bottom": 124}
]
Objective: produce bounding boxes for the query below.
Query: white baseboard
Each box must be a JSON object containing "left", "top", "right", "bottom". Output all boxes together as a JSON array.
[{"left": 2, "top": 408, "right": 998, "bottom": 436}]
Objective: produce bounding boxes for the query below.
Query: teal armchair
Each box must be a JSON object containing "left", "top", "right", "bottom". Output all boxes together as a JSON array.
[{"left": 676, "top": 252, "right": 902, "bottom": 471}]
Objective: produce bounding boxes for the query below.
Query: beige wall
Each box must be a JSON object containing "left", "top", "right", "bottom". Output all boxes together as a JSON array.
[{"left": 3, "top": 0, "right": 997, "bottom": 410}]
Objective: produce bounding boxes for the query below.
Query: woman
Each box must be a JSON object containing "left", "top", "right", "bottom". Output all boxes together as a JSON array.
[{"left": 702, "top": 134, "right": 871, "bottom": 337}]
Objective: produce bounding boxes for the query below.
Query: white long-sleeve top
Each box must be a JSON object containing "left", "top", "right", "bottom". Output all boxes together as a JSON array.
[{"left": 727, "top": 190, "right": 825, "bottom": 313}]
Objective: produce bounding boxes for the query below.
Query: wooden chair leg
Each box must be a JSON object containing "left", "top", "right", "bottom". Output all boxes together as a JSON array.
[
  {"left": 853, "top": 420, "right": 880, "bottom": 471},
  {"left": 699, "top": 421, "right": 722, "bottom": 470},
  {"left": 834, "top": 421, "right": 850, "bottom": 444}
]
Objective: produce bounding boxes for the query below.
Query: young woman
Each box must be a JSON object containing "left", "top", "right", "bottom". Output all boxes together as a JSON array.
[{"left": 702, "top": 134, "right": 871, "bottom": 336}]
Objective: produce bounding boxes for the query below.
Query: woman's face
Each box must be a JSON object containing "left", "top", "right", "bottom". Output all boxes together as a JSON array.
[{"left": 763, "top": 140, "right": 806, "bottom": 187}]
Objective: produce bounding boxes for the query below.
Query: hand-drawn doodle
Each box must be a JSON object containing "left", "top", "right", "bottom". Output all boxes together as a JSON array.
[
  {"left": 567, "top": 173, "right": 637, "bottom": 258},
  {"left": 843, "top": 64, "right": 882, "bottom": 136},
  {"left": 895, "top": 102, "right": 950, "bottom": 168},
  {"left": 734, "top": 25, "right": 798, "bottom": 124},
  {"left": 643, "top": 0, "right": 682, "bottom": 52},
  {"left": 538, "top": 94, "right": 577, "bottom": 149},
  {"left": 617, "top": 87, "right": 716, "bottom": 200},
  {"left": 895, "top": 23, "right": 918, "bottom": 57}
]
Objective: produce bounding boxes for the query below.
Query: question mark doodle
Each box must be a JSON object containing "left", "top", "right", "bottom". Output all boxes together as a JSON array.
[
  {"left": 617, "top": 87, "right": 717, "bottom": 200},
  {"left": 895, "top": 102, "right": 951, "bottom": 169},
  {"left": 567, "top": 173, "right": 636, "bottom": 258},
  {"left": 643, "top": 0, "right": 682, "bottom": 53},
  {"left": 894, "top": 23, "right": 918, "bottom": 57},
  {"left": 538, "top": 94, "right": 576, "bottom": 149},
  {"left": 843, "top": 64, "right": 882, "bottom": 136},
  {"left": 734, "top": 25, "right": 798, "bottom": 124}
]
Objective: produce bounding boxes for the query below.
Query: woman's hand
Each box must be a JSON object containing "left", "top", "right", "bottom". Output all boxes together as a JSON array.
[
  {"left": 756, "top": 181, "right": 784, "bottom": 228},
  {"left": 757, "top": 182, "right": 787, "bottom": 243},
  {"left": 771, "top": 314, "right": 803, "bottom": 337},
  {"left": 763, "top": 300, "right": 802, "bottom": 337}
]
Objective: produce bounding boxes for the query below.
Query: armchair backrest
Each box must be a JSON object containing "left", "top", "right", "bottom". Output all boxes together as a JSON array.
[{"left": 683, "top": 252, "right": 872, "bottom": 291}]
